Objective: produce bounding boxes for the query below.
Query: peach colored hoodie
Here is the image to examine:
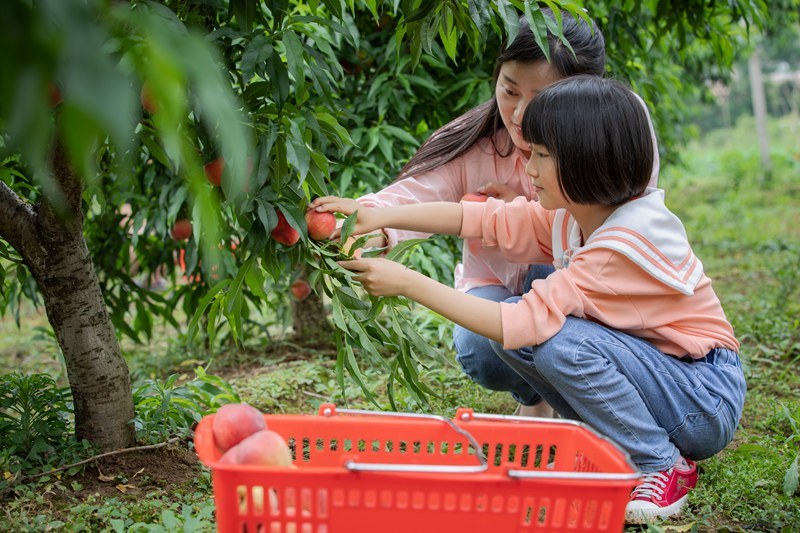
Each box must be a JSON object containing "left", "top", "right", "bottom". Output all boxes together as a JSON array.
[
  {"left": 358, "top": 97, "right": 660, "bottom": 294},
  {"left": 459, "top": 189, "right": 739, "bottom": 358}
]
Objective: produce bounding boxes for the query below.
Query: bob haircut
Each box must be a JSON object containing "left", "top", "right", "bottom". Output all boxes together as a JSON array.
[{"left": 522, "top": 76, "right": 654, "bottom": 206}]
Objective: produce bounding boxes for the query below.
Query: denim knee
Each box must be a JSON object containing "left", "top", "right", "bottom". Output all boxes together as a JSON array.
[{"left": 454, "top": 326, "right": 510, "bottom": 391}]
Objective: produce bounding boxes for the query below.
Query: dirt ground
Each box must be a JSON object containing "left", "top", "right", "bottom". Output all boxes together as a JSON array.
[{"left": 48, "top": 445, "right": 202, "bottom": 503}]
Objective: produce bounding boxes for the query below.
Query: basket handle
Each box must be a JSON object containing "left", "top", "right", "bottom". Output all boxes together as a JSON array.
[
  {"left": 456, "top": 409, "right": 642, "bottom": 480},
  {"left": 319, "top": 404, "right": 488, "bottom": 474}
]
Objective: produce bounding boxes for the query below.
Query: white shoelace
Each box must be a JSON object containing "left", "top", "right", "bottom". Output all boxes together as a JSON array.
[{"left": 631, "top": 470, "right": 670, "bottom": 499}]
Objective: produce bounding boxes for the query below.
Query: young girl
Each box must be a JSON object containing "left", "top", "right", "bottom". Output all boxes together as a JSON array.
[
  {"left": 311, "top": 76, "right": 746, "bottom": 523},
  {"left": 356, "top": 9, "right": 660, "bottom": 418}
]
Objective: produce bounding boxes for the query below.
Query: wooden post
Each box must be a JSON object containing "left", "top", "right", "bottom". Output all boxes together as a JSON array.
[{"left": 748, "top": 50, "right": 772, "bottom": 178}]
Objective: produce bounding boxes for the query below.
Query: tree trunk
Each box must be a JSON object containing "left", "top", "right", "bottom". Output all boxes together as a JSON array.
[
  {"left": 37, "top": 234, "right": 137, "bottom": 450},
  {"left": 0, "top": 138, "right": 136, "bottom": 451},
  {"left": 748, "top": 50, "right": 772, "bottom": 178},
  {"left": 291, "top": 292, "right": 333, "bottom": 345}
]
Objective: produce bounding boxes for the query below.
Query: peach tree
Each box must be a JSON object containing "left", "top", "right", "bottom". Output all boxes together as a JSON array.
[{"left": 0, "top": 0, "right": 779, "bottom": 451}]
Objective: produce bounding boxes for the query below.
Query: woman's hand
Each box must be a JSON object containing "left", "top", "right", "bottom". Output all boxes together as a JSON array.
[
  {"left": 338, "top": 258, "right": 415, "bottom": 297},
  {"left": 309, "top": 196, "right": 384, "bottom": 239},
  {"left": 479, "top": 182, "right": 527, "bottom": 202}
]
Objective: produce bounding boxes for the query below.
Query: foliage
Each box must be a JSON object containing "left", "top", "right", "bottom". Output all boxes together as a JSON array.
[
  {"left": 2, "top": 472, "right": 216, "bottom": 532},
  {"left": 131, "top": 365, "right": 241, "bottom": 444},
  {"left": 3, "top": 110, "right": 800, "bottom": 533},
  {"left": 0, "top": 0, "right": 791, "bottom": 430},
  {"left": 0, "top": 373, "right": 77, "bottom": 472}
]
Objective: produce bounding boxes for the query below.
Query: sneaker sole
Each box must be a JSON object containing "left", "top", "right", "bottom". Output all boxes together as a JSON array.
[{"left": 625, "top": 493, "right": 689, "bottom": 524}]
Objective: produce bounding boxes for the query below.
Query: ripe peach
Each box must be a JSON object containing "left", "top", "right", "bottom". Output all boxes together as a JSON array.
[
  {"left": 212, "top": 403, "right": 267, "bottom": 452},
  {"left": 305, "top": 210, "right": 336, "bottom": 241},
  {"left": 290, "top": 279, "right": 311, "bottom": 301},
  {"left": 140, "top": 83, "right": 157, "bottom": 114},
  {"left": 49, "top": 84, "right": 63, "bottom": 108},
  {"left": 461, "top": 192, "right": 489, "bottom": 202},
  {"left": 170, "top": 219, "right": 192, "bottom": 241},
  {"left": 270, "top": 211, "right": 300, "bottom": 247},
  {"left": 218, "top": 429, "right": 292, "bottom": 467},
  {"left": 204, "top": 158, "right": 225, "bottom": 187}
]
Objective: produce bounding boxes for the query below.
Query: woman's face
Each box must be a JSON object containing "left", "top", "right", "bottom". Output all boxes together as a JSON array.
[{"left": 495, "top": 60, "right": 563, "bottom": 155}]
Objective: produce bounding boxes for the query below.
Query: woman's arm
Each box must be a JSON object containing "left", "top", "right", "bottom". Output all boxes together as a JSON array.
[{"left": 339, "top": 258, "right": 503, "bottom": 343}]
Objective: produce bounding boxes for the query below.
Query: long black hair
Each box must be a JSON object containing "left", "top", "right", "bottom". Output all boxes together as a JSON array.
[
  {"left": 396, "top": 9, "right": 605, "bottom": 180},
  {"left": 522, "top": 76, "right": 654, "bottom": 206}
]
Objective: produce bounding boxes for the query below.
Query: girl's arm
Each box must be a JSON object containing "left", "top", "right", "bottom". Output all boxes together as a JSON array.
[
  {"left": 310, "top": 197, "right": 464, "bottom": 237},
  {"left": 356, "top": 158, "right": 465, "bottom": 246},
  {"left": 339, "top": 258, "right": 503, "bottom": 343}
]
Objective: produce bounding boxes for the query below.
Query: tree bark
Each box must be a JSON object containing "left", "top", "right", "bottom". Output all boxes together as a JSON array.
[
  {"left": 0, "top": 137, "right": 136, "bottom": 451},
  {"left": 291, "top": 292, "right": 333, "bottom": 345}
]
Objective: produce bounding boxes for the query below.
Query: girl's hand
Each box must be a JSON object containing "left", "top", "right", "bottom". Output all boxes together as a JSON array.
[
  {"left": 479, "top": 182, "right": 525, "bottom": 202},
  {"left": 338, "top": 258, "right": 415, "bottom": 297},
  {"left": 309, "top": 196, "right": 383, "bottom": 239}
]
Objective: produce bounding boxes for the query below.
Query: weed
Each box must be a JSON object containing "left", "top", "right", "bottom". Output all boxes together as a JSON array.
[{"left": 132, "top": 366, "right": 240, "bottom": 444}]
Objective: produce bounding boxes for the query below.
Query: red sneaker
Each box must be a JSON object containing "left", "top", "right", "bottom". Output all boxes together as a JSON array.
[{"left": 625, "top": 459, "right": 698, "bottom": 524}]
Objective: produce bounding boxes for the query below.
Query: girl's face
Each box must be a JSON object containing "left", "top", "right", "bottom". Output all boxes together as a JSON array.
[
  {"left": 495, "top": 60, "right": 563, "bottom": 155},
  {"left": 525, "top": 144, "right": 566, "bottom": 210}
]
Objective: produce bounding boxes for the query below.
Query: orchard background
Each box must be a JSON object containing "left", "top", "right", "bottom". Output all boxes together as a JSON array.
[{"left": 1, "top": 0, "right": 799, "bottom": 530}]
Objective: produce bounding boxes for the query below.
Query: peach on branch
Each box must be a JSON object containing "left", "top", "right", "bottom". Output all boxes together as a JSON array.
[
  {"left": 305, "top": 210, "right": 336, "bottom": 241},
  {"left": 290, "top": 279, "right": 311, "bottom": 301},
  {"left": 270, "top": 211, "right": 300, "bottom": 247},
  {"left": 204, "top": 158, "right": 225, "bottom": 187},
  {"left": 170, "top": 219, "right": 192, "bottom": 241}
]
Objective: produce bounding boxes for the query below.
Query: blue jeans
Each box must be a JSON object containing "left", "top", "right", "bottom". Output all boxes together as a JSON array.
[
  {"left": 489, "top": 313, "right": 747, "bottom": 472},
  {"left": 453, "top": 264, "right": 554, "bottom": 406}
]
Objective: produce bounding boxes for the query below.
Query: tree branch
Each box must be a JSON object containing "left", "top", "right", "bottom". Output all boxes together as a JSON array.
[
  {"left": 38, "top": 135, "right": 84, "bottom": 240},
  {"left": 0, "top": 180, "right": 44, "bottom": 266}
]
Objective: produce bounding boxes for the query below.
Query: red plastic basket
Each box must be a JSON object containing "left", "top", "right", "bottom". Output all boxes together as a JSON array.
[{"left": 194, "top": 403, "right": 641, "bottom": 532}]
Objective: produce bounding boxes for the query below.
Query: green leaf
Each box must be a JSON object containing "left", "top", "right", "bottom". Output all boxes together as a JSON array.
[
  {"left": 256, "top": 199, "right": 278, "bottom": 232},
  {"left": 784, "top": 454, "right": 799, "bottom": 497},
  {"left": 244, "top": 263, "right": 270, "bottom": 300},
  {"left": 285, "top": 119, "right": 310, "bottom": 179},
  {"left": 523, "top": 2, "right": 550, "bottom": 62},
  {"left": 315, "top": 111, "right": 353, "bottom": 147},
  {"left": 336, "top": 285, "right": 370, "bottom": 310},
  {"left": 405, "top": 0, "right": 439, "bottom": 24},
  {"left": 343, "top": 344, "right": 380, "bottom": 406},
  {"left": 438, "top": 8, "right": 458, "bottom": 63},
  {"left": 282, "top": 30, "right": 306, "bottom": 99},
  {"left": 339, "top": 211, "right": 358, "bottom": 243},
  {"left": 330, "top": 294, "right": 349, "bottom": 331},
  {"left": 207, "top": 299, "right": 222, "bottom": 346},
  {"left": 229, "top": 0, "right": 259, "bottom": 31},
  {"left": 384, "top": 238, "right": 427, "bottom": 262},
  {"left": 187, "top": 280, "right": 231, "bottom": 341},
  {"left": 241, "top": 35, "right": 273, "bottom": 81}
]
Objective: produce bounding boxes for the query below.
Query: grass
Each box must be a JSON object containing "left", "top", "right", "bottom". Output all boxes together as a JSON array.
[{"left": 2, "top": 113, "right": 800, "bottom": 531}]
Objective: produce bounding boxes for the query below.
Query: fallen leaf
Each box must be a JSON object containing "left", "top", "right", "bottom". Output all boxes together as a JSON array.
[
  {"left": 98, "top": 473, "right": 115, "bottom": 483},
  {"left": 116, "top": 484, "right": 136, "bottom": 494}
]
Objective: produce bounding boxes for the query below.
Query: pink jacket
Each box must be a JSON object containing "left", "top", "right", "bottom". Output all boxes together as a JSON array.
[
  {"left": 459, "top": 189, "right": 739, "bottom": 358},
  {"left": 359, "top": 106, "right": 660, "bottom": 293}
]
